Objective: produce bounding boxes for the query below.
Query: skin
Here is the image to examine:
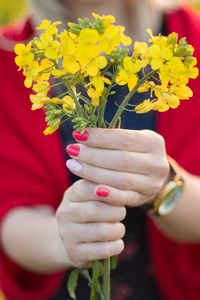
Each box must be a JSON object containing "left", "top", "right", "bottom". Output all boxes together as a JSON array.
[{"left": 1, "top": 0, "right": 200, "bottom": 275}]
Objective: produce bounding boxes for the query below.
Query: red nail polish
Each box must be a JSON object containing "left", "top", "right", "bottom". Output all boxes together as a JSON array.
[
  {"left": 66, "top": 144, "right": 80, "bottom": 157},
  {"left": 72, "top": 130, "right": 89, "bottom": 141},
  {"left": 96, "top": 187, "right": 109, "bottom": 197}
]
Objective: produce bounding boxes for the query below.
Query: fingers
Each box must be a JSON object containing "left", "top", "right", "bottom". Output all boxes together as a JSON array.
[
  {"left": 73, "top": 128, "right": 160, "bottom": 152},
  {"left": 66, "top": 159, "right": 153, "bottom": 194},
  {"left": 65, "top": 240, "right": 124, "bottom": 267},
  {"left": 56, "top": 180, "right": 126, "bottom": 268},
  {"left": 63, "top": 222, "right": 125, "bottom": 243},
  {"left": 67, "top": 144, "right": 152, "bottom": 174},
  {"left": 62, "top": 200, "right": 126, "bottom": 223}
]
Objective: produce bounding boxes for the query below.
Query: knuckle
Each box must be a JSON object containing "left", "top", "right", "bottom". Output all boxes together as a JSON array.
[
  {"left": 65, "top": 243, "right": 77, "bottom": 258},
  {"left": 120, "top": 174, "right": 134, "bottom": 190},
  {"left": 158, "top": 160, "right": 169, "bottom": 177},
  {"left": 98, "top": 224, "right": 110, "bottom": 241},
  {"left": 142, "top": 129, "right": 155, "bottom": 144},
  {"left": 150, "top": 180, "right": 163, "bottom": 195},
  {"left": 56, "top": 208, "right": 68, "bottom": 224},
  {"left": 122, "top": 131, "right": 135, "bottom": 150},
  {"left": 102, "top": 244, "right": 113, "bottom": 259},
  {"left": 85, "top": 202, "right": 99, "bottom": 221},
  {"left": 156, "top": 133, "right": 166, "bottom": 149},
  {"left": 72, "top": 179, "right": 85, "bottom": 200},
  {"left": 119, "top": 151, "right": 131, "bottom": 170}
]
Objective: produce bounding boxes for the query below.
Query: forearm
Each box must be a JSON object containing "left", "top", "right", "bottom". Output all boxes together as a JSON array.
[
  {"left": 152, "top": 166, "right": 200, "bottom": 242},
  {"left": 0, "top": 206, "right": 73, "bottom": 274}
]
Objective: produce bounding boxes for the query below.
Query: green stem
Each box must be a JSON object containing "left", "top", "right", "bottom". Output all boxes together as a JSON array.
[
  {"left": 53, "top": 61, "right": 83, "bottom": 116},
  {"left": 109, "top": 69, "right": 158, "bottom": 128},
  {"left": 98, "top": 85, "right": 113, "bottom": 128},
  {"left": 102, "top": 258, "right": 110, "bottom": 300},
  {"left": 90, "top": 260, "right": 100, "bottom": 300}
]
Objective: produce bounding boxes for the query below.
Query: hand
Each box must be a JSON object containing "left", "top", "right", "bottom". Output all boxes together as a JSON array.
[
  {"left": 56, "top": 179, "right": 126, "bottom": 268},
  {"left": 66, "top": 128, "right": 170, "bottom": 207}
]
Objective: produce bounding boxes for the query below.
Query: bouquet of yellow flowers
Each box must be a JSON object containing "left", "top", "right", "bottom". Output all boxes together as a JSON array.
[{"left": 15, "top": 13, "right": 198, "bottom": 300}]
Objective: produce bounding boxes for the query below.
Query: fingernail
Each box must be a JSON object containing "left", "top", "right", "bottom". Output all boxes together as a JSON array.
[
  {"left": 66, "top": 144, "right": 80, "bottom": 157},
  {"left": 96, "top": 187, "right": 109, "bottom": 197},
  {"left": 66, "top": 159, "right": 82, "bottom": 172},
  {"left": 72, "top": 130, "right": 89, "bottom": 141}
]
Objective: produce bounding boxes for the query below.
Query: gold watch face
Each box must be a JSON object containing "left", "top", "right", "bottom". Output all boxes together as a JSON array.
[{"left": 157, "top": 182, "right": 184, "bottom": 215}]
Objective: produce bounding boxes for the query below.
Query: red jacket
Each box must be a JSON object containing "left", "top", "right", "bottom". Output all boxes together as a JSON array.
[{"left": 0, "top": 5, "right": 200, "bottom": 300}]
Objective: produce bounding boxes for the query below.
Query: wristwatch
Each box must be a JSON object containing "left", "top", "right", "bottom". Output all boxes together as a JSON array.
[{"left": 148, "top": 157, "right": 185, "bottom": 216}]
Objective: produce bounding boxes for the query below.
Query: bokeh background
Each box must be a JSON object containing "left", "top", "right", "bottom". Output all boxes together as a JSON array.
[
  {"left": 0, "top": 0, "right": 29, "bottom": 29},
  {"left": 0, "top": 0, "right": 200, "bottom": 30}
]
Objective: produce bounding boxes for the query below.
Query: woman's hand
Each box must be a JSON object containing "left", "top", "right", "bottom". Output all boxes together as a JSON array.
[
  {"left": 56, "top": 179, "right": 126, "bottom": 268},
  {"left": 66, "top": 128, "right": 170, "bottom": 207}
]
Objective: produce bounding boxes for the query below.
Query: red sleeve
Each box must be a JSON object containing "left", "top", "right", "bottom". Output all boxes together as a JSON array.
[
  {"left": 148, "top": 6, "right": 200, "bottom": 300},
  {"left": 0, "top": 23, "right": 70, "bottom": 300}
]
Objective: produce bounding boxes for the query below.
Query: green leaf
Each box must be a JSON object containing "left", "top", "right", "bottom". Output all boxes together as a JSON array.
[{"left": 67, "top": 269, "right": 79, "bottom": 299}]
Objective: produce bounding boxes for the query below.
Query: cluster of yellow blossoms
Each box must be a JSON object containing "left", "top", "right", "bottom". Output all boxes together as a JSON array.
[{"left": 15, "top": 13, "right": 198, "bottom": 134}]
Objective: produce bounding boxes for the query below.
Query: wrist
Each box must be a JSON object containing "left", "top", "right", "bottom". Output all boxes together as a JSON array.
[{"left": 46, "top": 216, "right": 75, "bottom": 271}]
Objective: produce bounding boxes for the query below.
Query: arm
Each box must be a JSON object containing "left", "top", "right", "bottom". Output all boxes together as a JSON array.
[{"left": 0, "top": 180, "right": 126, "bottom": 274}]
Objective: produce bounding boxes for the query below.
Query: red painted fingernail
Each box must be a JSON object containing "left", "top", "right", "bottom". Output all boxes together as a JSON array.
[
  {"left": 66, "top": 144, "right": 80, "bottom": 157},
  {"left": 96, "top": 187, "right": 109, "bottom": 197},
  {"left": 72, "top": 130, "right": 89, "bottom": 141}
]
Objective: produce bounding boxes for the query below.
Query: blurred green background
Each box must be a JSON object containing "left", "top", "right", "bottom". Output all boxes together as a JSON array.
[{"left": 0, "top": 0, "right": 28, "bottom": 27}]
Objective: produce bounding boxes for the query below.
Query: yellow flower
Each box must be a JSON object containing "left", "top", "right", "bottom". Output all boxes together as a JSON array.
[
  {"left": 166, "top": 94, "right": 180, "bottom": 108},
  {"left": 62, "top": 96, "right": 75, "bottom": 114},
  {"left": 137, "top": 82, "right": 151, "bottom": 93},
  {"left": 35, "top": 33, "right": 60, "bottom": 60},
  {"left": 80, "top": 28, "right": 99, "bottom": 44},
  {"left": 87, "top": 87, "right": 100, "bottom": 106},
  {"left": 44, "top": 125, "right": 59, "bottom": 135},
  {"left": 134, "top": 42, "right": 148, "bottom": 60},
  {"left": 30, "top": 93, "right": 50, "bottom": 110},
  {"left": 32, "top": 81, "right": 50, "bottom": 93},
  {"left": 92, "top": 13, "right": 115, "bottom": 28},
  {"left": 153, "top": 99, "right": 169, "bottom": 112},
  {"left": 116, "top": 56, "right": 139, "bottom": 91},
  {"left": 15, "top": 42, "right": 34, "bottom": 67},
  {"left": 37, "top": 20, "right": 61, "bottom": 35},
  {"left": 171, "top": 85, "right": 193, "bottom": 100},
  {"left": 135, "top": 99, "right": 154, "bottom": 113}
]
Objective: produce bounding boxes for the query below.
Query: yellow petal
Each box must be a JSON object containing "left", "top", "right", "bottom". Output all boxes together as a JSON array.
[
  {"left": 167, "top": 94, "right": 180, "bottom": 108},
  {"left": 44, "top": 125, "right": 59, "bottom": 135},
  {"left": 87, "top": 87, "right": 100, "bottom": 106},
  {"left": 86, "top": 63, "right": 99, "bottom": 76},
  {"left": 121, "top": 35, "right": 132, "bottom": 46},
  {"left": 173, "top": 86, "right": 193, "bottom": 99},
  {"left": 91, "top": 77, "right": 104, "bottom": 93},
  {"left": 80, "top": 28, "right": 99, "bottom": 44},
  {"left": 135, "top": 99, "right": 154, "bottom": 113},
  {"left": 137, "top": 83, "right": 150, "bottom": 93},
  {"left": 127, "top": 74, "right": 138, "bottom": 91},
  {"left": 14, "top": 43, "right": 25, "bottom": 55},
  {"left": 94, "top": 56, "right": 107, "bottom": 69},
  {"left": 151, "top": 58, "right": 163, "bottom": 70},
  {"left": 24, "top": 77, "right": 33, "bottom": 88},
  {"left": 44, "top": 47, "right": 57, "bottom": 60}
]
